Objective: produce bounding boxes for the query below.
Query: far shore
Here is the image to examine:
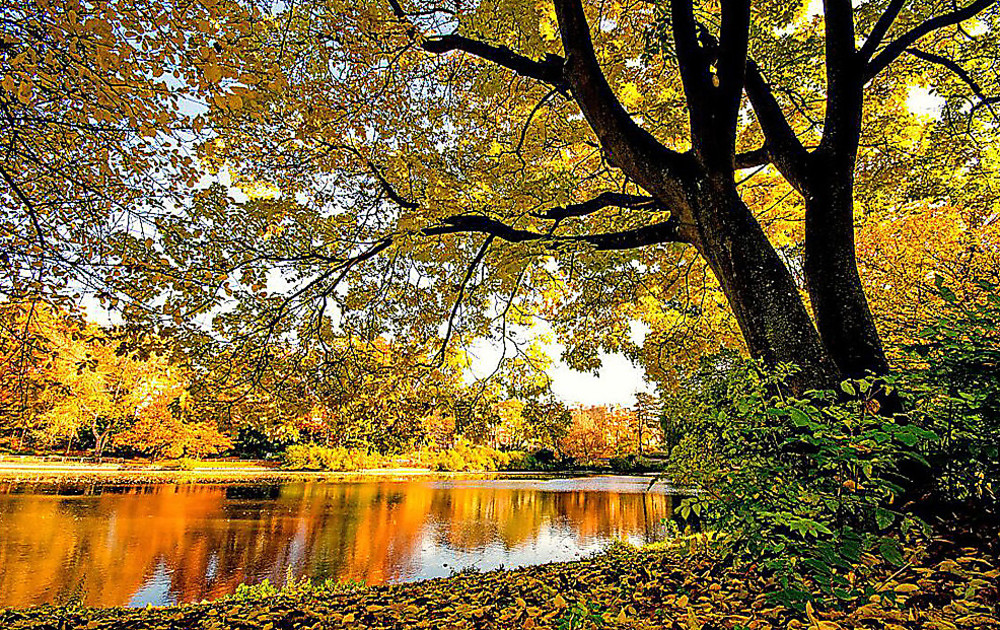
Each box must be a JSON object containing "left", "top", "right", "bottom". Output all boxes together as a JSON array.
[{"left": 0, "top": 459, "right": 658, "bottom": 485}]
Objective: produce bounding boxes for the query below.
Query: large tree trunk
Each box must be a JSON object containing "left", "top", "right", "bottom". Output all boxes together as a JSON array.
[
  {"left": 551, "top": 0, "right": 841, "bottom": 391},
  {"left": 693, "top": 178, "right": 838, "bottom": 392},
  {"left": 803, "top": 158, "right": 889, "bottom": 380}
]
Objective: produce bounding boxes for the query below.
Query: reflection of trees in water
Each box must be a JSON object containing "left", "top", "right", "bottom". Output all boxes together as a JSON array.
[{"left": 0, "top": 482, "right": 672, "bottom": 607}]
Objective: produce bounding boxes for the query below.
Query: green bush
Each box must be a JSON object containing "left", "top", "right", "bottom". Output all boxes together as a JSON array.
[
  {"left": 227, "top": 568, "right": 365, "bottom": 602},
  {"left": 502, "top": 448, "right": 574, "bottom": 471},
  {"left": 901, "top": 277, "right": 1000, "bottom": 504},
  {"left": 669, "top": 361, "right": 931, "bottom": 607},
  {"left": 608, "top": 454, "right": 664, "bottom": 474},
  {"left": 281, "top": 444, "right": 385, "bottom": 471},
  {"left": 412, "top": 439, "right": 521, "bottom": 471}
]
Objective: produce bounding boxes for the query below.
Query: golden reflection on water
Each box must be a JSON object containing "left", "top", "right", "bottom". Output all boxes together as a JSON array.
[{"left": 0, "top": 479, "right": 672, "bottom": 608}]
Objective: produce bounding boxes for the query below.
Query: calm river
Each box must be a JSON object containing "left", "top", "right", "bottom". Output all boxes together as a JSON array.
[{"left": 0, "top": 476, "right": 673, "bottom": 608}]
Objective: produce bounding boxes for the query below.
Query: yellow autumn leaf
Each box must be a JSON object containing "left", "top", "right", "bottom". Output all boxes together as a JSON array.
[
  {"left": 686, "top": 606, "right": 701, "bottom": 630},
  {"left": 16, "top": 79, "right": 31, "bottom": 104},
  {"left": 619, "top": 81, "right": 642, "bottom": 109},
  {"left": 204, "top": 64, "right": 223, "bottom": 84}
]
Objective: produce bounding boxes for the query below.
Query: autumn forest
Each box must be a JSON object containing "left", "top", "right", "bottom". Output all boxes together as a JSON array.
[{"left": 2, "top": 0, "right": 1000, "bottom": 627}]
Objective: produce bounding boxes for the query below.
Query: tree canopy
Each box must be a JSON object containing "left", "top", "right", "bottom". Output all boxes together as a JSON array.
[{"left": 2, "top": 0, "right": 999, "bottom": 390}]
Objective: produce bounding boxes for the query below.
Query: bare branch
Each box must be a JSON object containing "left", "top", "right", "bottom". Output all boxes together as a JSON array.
[
  {"left": 435, "top": 234, "right": 495, "bottom": 364},
  {"left": 0, "top": 165, "right": 48, "bottom": 248}
]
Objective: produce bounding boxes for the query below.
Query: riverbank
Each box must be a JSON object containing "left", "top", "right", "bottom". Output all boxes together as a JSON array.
[
  {"left": 0, "top": 459, "right": 664, "bottom": 485},
  {"left": 1, "top": 542, "right": 997, "bottom": 629},
  {"left": 0, "top": 463, "right": 522, "bottom": 485}
]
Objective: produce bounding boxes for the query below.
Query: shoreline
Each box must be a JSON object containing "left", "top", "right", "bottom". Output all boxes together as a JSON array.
[{"left": 0, "top": 462, "right": 655, "bottom": 485}]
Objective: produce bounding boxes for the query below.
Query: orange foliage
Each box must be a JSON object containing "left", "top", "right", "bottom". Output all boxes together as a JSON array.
[
  {"left": 561, "top": 405, "right": 654, "bottom": 459},
  {"left": 857, "top": 205, "right": 1000, "bottom": 359}
]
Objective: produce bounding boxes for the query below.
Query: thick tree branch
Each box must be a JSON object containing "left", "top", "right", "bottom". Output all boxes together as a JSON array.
[
  {"left": 714, "top": 0, "right": 752, "bottom": 162},
  {"left": 858, "top": 0, "right": 907, "bottom": 62},
  {"left": 421, "top": 36, "right": 568, "bottom": 90},
  {"left": 425, "top": 214, "right": 689, "bottom": 249},
  {"left": 552, "top": 0, "right": 694, "bottom": 204},
  {"left": 865, "top": 0, "right": 997, "bottom": 81},
  {"left": 905, "top": 47, "right": 993, "bottom": 102},
  {"left": 426, "top": 215, "right": 543, "bottom": 243},
  {"left": 386, "top": 0, "right": 567, "bottom": 89},
  {"left": 734, "top": 145, "right": 771, "bottom": 169},
  {"left": 669, "top": 1, "right": 752, "bottom": 169},
  {"left": 365, "top": 160, "right": 419, "bottom": 209},
  {"left": 575, "top": 218, "right": 686, "bottom": 250},
  {"left": 820, "top": 0, "right": 863, "bottom": 156},
  {"left": 670, "top": 0, "right": 713, "bottom": 119},
  {"left": 532, "top": 192, "right": 659, "bottom": 221},
  {"left": 743, "top": 60, "right": 810, "bottom": 186}
]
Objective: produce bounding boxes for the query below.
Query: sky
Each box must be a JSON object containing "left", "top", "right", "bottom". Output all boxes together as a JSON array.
[{"left": 463, "top": 321, "right": 653, "bottom": 408}]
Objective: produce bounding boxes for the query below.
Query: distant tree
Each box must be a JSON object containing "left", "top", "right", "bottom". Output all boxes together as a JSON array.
[
  {"left": 561, "top": 408, "right": 610, "bottom": 461},
  {"left": 633, "top": 392, "right": 663, "bottom": 455},
  {"left": 522, "top": 398, "right": 573, "bottom": 451},
  {"left": 39, "top": 329, "right": 184, "bottom": 459}
]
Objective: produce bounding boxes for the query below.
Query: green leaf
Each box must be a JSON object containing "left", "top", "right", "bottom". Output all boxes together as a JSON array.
[
  {"left": 879, "top": 539, "right": 904, "bottom": 566},
  {"left": 875, "top": 507, "right": 895, "bottom": 530},
  {"left": 788, "top": 408, "right": 814, "bottom": 428}
]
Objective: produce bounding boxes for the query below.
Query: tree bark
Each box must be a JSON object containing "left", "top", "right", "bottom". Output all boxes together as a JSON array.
[
  {"left": 691, "top": 177, "right": 838, "bottom": 391},
  {"left": 803, "top": 157, "right": 890, "bottom": 379}
]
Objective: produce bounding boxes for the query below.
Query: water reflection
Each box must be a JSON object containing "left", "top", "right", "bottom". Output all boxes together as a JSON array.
[{"left": 0, "top": 478, "right": 672, "bottom": 608}]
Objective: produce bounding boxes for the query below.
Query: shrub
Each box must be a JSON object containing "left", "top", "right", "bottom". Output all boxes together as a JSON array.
[
  {"left": 608, "top": 454, "right": 663, "bottom": 474},
  {"left": 281, "top": 444, "right": 385, "bottom": 471},
  {"left": 228, "top": 568, "right": 365, "bottom": 602},
  {"left": 669, "top": 361, "right": 931, "bottom": 607},
  {"left": 900, "top": 277, "right": 1000, "bottom": 504},
  {"left": 158, "top": 456, "right": 195, "bottom": 471},
  {"left": 411, "top": 439, "right": 520, "bottom": 471}
]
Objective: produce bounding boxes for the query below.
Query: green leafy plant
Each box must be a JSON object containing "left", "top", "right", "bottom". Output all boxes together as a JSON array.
[
  {"left": 607, "top": 454, "right": 663, "bottom": 474},
  {"left": 901, "top": 277, "right": 1000, "bottom": 504},
  {"left": 228, "top": 568, "right": 366, "bottom": 602},
  {"left": 669, "top": 360, "right": 932, "bottom": 607}
]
